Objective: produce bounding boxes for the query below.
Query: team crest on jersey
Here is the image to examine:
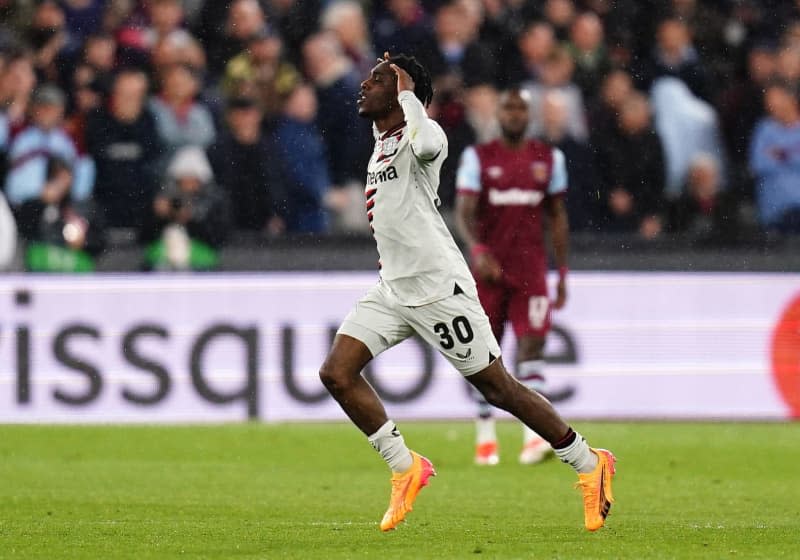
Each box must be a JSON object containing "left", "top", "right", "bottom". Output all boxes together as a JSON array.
[
  {"left": 531, "top": 161, "right": 549, "bottom": 183},
  {"left": 487, "top": 166, "right": 503, "bottom": 179},
  {"left": 376, "top": 135, "right": 401, "bottom": 163}
]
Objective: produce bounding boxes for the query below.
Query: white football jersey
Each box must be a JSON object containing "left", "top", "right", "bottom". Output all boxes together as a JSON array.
[{"left": 365, "top": 91, "right": 475, "bottom": 306}]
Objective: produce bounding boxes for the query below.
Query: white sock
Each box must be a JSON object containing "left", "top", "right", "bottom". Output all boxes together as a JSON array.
[
  {"left": 368, "top": 420, "right": 413, "bottom": 473},
  {"left": 517, "top": 360, "right": 546, "bottom": 392},
  {"left": 554, "top": 430, "right": 598, "bottom": 474},
  {"left": 476, "top": 417, "right": 497, "bottom": 444}
]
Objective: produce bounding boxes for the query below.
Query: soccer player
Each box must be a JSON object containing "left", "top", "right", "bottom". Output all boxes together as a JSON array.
[
  {"left": 454, "top": 88, "right": 569, "bottom": 467},
  {"left": 319, "top": 52, "right": 615, "bottom": 533}
]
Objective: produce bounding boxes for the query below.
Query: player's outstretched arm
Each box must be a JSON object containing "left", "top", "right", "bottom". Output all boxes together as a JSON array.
[
  {"left": 390, "top": 63, "right": 445, "bottom": 161},
  {"left": 544, "top": 195, "right": 569, "bottom": 309}
]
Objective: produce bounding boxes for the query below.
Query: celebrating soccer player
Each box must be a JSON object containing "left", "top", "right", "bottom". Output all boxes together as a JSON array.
[
  {"left": 455, "top": 88, "right": 569, "bottom": 467},
  {"left": 318, "top": 52, "right": 616, "bottom": 533}
]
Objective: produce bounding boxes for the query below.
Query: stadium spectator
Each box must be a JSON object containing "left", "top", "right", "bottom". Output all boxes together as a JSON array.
[
  {"left": 650, "top": 76, "right": 727, "bottom": 199},
  {"left": 61, "top": 0, "right": 105, "bottom": 42},
  {"left": 205, "top": 0, "right": 269, "bottom": 78},
  {"left": 86, "top": 69, "right": 162, "bottom": 228},
  {"left": 320, "top": 0, "right": 376, "bottom": 81},
  {"left": 222, "top": 25, "right": 300, "bottom": 119},
  {"left": 540, "top": 90, "right": 601, "bottom": 231},
  {"left": 0, "top": 190, "right": 16, "bottom": 270},
  {"left": 3, "top": 83, "right": 93, "bottom": 207},
  {"left": 749, "top": 79, "right": 800, "bottom": 234},
  {"left": 26, "top": 0, "right": 71, "bottom": 84},
  {"left": 717, "top": 43, "right": 776, "bottom": 185},
  {"left": 207, "top": 96, "right": 288, "bottom": 234},
  {"left": 505, "top": 21, "right": 556, "bottom": 86},
  {"left": 140, "top": 145, "right": 230, "bottom": 270},
  {"left": 587, "top": 68, "right": 634, "bottom": 140},
  {"left": 543, "top": 0, "right": 576, "bottom": 41},
  {"left": 150, "top": 30, "right": 207, "bottom": 82},
  {"left": 634, "top": 17, "right": 711, "bottom": 102},
  {"left": 370, "top": 0, "right": 433, "bottom": 57},
  {"left": 566, "top": 11, "right": 612, "bottom": 99},
  {"left": 143, "top": 0, "right": 185, "bottom": 51},
  {"left": 415, "top": 1, "right": 495, "bottom": 88},
  {"left": 667, "top": 153, "right": 744, "bottom": 243},
  {"left": 302, "top": 31, "right": 371, "bottom": 187},
  {"left": 526, "top": 46, "right": 588, "bottom": 142},
  {"left": 16, "top": 156, "right": 105, "bottom": 272},
  {"left": 273, "top": 83, "right": 330, "bottom": 233},
  {"left": 0, "top": 47, "right": 36, "bottom": 129},
  {"left": 595, "top": 91, "right": 666, "bottom": 238},
  {"left": 149, "top": 62, "right": 216, "bottom": 158}
]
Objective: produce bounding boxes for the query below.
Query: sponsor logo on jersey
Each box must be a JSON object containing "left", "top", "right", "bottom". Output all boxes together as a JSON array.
[
  {"left": 531, "top": 161, "right": 549, "bottom": 183},
  {"left": 487, "top": 165, "right": 503, "bottom": 179},
  {"left": 366, "top": 165, "right": 399, "bottom": 185},
  {"left": 488, "top": 188, "right": 545, "bottom": 206}
]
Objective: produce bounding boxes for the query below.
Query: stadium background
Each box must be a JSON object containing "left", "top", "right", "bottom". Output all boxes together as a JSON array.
[{"left": 0, "top": 0, "right": 798, "bottom": 421}]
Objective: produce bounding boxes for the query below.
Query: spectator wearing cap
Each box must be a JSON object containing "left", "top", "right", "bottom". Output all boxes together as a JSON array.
[
  {"left": 3, "top": 83, "right": 94, "bottom": 207},
  {"left": 149, "top": 62, "right": 216, "bottom": 159},
  {"left": 86, "top": 69, "right": 162, "bottom": 228},
  {"left": 749, "top": 79, "right": 800, "bottom": 234},
  {"left": 140, "top": 145, "right": 230, "bottom": 271},
  {"left": 16, "top": 155, "right": 105, "bottom": 272},
  {"left": 207, "top": 96, "right": 289, "bottom": 234},
  {"left": 222, "top": 25, "right": 300, "bottom": 119}
]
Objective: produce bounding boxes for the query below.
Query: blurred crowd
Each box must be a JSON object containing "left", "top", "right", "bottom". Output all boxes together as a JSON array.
[{"left": 0, "top": 0, "right": 799, "bottom": 271}]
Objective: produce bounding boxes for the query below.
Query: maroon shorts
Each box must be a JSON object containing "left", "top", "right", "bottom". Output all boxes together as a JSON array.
[{"left": 476, "top": 277, "right": 551, "bottom": 341}]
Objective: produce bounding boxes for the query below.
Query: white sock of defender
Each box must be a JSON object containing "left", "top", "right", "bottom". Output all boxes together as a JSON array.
[
  {"left": 476, "top": 416, "right": 497, "bottom": 445},
  {"left": 517, "top": 360, "right": 547, "bottom": 445},
  {"left": 553, "top": 428, "right": 598, "bottom": 474},
  {"left": 368, "top": 420, "right": 413, "bottom": 473}
]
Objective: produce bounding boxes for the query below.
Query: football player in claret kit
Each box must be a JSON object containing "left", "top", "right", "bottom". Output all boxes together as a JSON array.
[
  {"left": 318, "top": 52, "right": 615, "bottom": 533},
  {"left": 455, "top": 88, "right": 570, "bottom": 467}
]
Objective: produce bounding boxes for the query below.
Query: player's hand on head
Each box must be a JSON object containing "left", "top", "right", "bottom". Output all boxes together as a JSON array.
[{"left": 389, "top": 62, "right": 415, "bottom": 94}]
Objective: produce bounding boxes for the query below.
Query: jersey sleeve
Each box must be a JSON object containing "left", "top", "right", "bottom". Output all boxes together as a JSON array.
[
  {"left": 547, "top": 148, "right": 568, "bottom": 196},
  {"left": 398, "top": 90, "right": 446, "bottom": 161},
  {"left": 455, "top": 146, "right": 481, "bottom": 194}
]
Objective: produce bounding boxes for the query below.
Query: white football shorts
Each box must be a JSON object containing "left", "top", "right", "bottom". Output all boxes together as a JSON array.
[{"left": 338, "top": 280, "right": 502, "bottom": 376}]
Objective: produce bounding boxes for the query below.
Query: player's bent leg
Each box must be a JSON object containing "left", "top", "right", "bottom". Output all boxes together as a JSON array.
[
  {"left": 319, "top": 334, "right": 386, "bottom": 435},
  {"left": 466, "top": 359, "right": 617, "bottom": 531}
]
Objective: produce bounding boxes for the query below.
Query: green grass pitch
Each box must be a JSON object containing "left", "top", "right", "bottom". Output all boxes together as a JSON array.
[{"left": 0, "top": 421, "right": 798, "bottom": 559}]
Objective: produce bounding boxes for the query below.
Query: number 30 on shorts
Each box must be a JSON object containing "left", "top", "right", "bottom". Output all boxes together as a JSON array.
[
  {"left": 528, "top": 296, "right": 550, "bottom": 329},
  {"left": 433, "top": 316, "right": 474, "bottom": 349}
]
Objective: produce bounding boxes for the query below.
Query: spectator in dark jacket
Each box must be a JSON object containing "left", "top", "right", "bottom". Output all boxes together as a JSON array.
[
  {"left": 207, "top": 96, "right": 288, "bottom": 234},
  {"left": 274, "top": 83, "right": 330, "bottom": 233},
  {"left": 86, "top": 68, "right": 162, "bottom": 228},
  {"left": 595, "top": 92, "right": 666, "bottom": 238},
  {"left": 302, "top": 31, "right": 372, "bottom": 187}
]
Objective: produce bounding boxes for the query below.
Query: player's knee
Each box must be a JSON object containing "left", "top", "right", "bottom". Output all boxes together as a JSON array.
[
  {"left": 319, "top": 361, "right": 346, "bottom": 392},
  {"left": 477, "top": 373, "right": 516, "bottom": 411}
]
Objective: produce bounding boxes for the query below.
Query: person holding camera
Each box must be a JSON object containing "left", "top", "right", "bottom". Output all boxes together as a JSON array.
[{"left": 140, "top": 145, "right": 231, "bottom": 271}]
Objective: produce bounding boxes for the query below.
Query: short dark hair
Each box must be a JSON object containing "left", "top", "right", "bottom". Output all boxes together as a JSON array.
[{"left": 387, "top": 53, "right": 434, "bottom": 107}]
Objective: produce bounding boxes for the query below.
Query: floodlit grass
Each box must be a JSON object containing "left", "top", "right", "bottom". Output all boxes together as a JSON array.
[{"left": 0, "top": 422, "right": 798, "bottom": 559}]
